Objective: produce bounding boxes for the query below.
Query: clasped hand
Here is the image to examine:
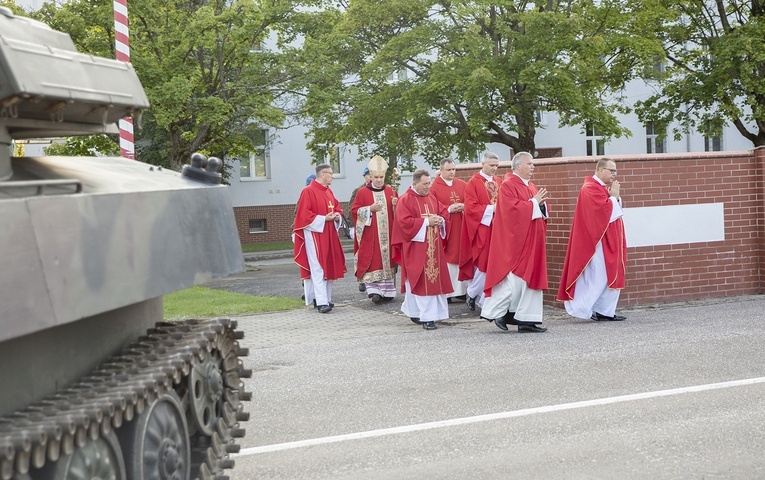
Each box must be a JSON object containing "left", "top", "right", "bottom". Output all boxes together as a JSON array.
[
  {"left": 534, "top": 187, "right": 549, "bottom": 204},
  {"left": 427, "top": 215, "right": 443, "bottom": 227},
  {"left": 609, "top": 180, "right": 621, "bottom": 198}
]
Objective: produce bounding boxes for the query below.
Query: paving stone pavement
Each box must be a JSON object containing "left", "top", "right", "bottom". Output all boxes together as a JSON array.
[
  {"left": 230, "top": 250, "right": 764, "bottom": 352},
  {"left": 236, "top": 303, "right": 573, "bottom": 350}
]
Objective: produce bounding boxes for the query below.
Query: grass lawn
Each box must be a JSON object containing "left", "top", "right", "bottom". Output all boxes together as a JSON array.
[
  {"left": 241, "top": 241, "right": 294, "bottom": 253},
  {"left": 164, "top": 286, "right": 304, "bottom": 319}
]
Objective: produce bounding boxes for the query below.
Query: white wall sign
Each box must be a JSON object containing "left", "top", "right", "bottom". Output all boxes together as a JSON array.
[{"left": 622, "top": 203, "right": 726, "bottom": 248}]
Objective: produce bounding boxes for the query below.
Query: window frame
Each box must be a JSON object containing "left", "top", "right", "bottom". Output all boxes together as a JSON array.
[
  {"left": 248, "top": 218, "right": 268, "bottom": 234},
  {"left": 239, "top": 128, "right": 270, "bottom": 181},
  {"left": 585, "top": 124, "right": 605, "bottom": 156},
  {"left": 645, "top": 121, "right": 666, "bottom": 154}
]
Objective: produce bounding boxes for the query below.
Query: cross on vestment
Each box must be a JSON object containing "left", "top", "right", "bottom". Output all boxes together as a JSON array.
[
  {"left": 327, "top": 201, "right": 334, "bottom": 212},
  {"left": 449, "top": 191, "right": 460, "bottom": 204},
  {"left": 421, "top": 203, "right": 436, "bottom": 228}
]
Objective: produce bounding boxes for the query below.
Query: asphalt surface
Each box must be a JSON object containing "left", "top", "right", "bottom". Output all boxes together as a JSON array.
[{"left": 203, "top": 250, "right": 765, "bottom": 479}]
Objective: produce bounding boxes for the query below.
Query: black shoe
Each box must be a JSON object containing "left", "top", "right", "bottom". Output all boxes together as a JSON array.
[
  {"left": 466, "top": 295, "right": 476, "bottom": 311},
  {"left": 518, "top": 323, "right": 547, "bottom": 333},
  {"left": 382, "top": 296, "right": 394, "bottom": 302},
  {"left": 480, "top": 315, "right": 494, "bottom": 323},
  {"left": 494, "top": 316, "right": 508, "bottom": 331},
  {"left": 591, "top": 312, "right": 626, "bottom": 322},
  {"left": 370, "top": 294, "right": 382, "bottom": 304},
  {"left": 503, "top": 311, "right": 520, "bottom": 325},
  {"left": 358, "top": 283, "right": 366, "bottom": 292},
  {"left": 318, "top": 304, "right": 332, "bottom": 313},
  {"left": 422, "top": 321, "right": 437, "bottom": 330},
  {"left": 410, "top": 317, "right": 421, "bottom": 324}
]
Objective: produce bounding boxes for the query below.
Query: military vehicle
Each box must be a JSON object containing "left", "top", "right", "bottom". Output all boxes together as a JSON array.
[{"left": 0, "top": 7, "right": 250, "bottom": 479}]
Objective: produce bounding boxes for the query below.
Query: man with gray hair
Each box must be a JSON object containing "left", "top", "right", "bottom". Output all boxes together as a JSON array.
[
  {"left": 459, "top": 152, "right": 501, "bottom": 311},
  {"left": 482, "top": 152, "right": 550, "bottom": 332},
  {"left": 429, "top": 158, "right": 468, "bottom": 301}
]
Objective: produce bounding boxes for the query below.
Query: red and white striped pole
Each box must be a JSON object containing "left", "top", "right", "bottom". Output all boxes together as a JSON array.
[{"left": 113, "top": 0, "right": 135, "bottom": 159}]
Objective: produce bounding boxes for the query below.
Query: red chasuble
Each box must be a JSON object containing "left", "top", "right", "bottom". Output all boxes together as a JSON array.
[
  {"left": 458, "top": 172, "right": 502, "bottom": 280},
  {"left": 484, "top": 174, "right": 548, "bottom": 294},
  {"left": 429, "top": 175, "right": 467, "bottom": 265},
  {"left": 391, "top": 188, "right": 453, "bottom": 296},
  {"left": 293, "top": 180, "right": 347, "bottom": 281},
  {"left": 556, "top": 176, "right": 627, "bottom": 301},
  {"left": 351, "top": 185, "right": 396, "bottom": 281}
]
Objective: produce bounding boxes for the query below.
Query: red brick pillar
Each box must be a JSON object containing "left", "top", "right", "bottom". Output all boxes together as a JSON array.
[{"left": 755, "top": 146, "right": 765, "bottom": 294}]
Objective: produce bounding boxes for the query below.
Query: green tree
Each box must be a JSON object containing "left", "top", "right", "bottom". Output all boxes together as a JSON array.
[
  {"left": 285, "top": 0, "right": 636, "bottom": 167},
  {"left": 32, "top": 0, "right": 294, "bottom": 169},
  {"left": 627, "top": 0, "right": 765, "bottom": 147},
  {"left": 1, "top": 1, "right": 27, "bottom": 15},
  {"left": 44, "top": 135, "right": 121, "bottom": 157}
]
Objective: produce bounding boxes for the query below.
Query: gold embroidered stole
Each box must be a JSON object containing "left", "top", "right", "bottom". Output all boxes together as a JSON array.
[{"left": 355, "top": 190, "right": 393, "bottom": 282}]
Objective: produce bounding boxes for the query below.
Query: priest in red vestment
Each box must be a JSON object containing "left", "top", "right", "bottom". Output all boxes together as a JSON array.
[
  {"left": 482, "top": 152, "right": 549, "bottom": 332},
  {"left": 429, "top": 158, "right": 467, "bottom": 301},
  {"left": 352, "top": 156, "right": 398, "bottom": 303},
  {"left": 293, "top": 163, "right": 347, "bottom": 313},
  {"left": 557, "top": 158, "right": 628, "bottom": 322},
  {"left": 391, "top": 169, "right": 453, "bottom": 330},
  {"left": 458, "top": 152, "right": 501, "bottom": 311}
]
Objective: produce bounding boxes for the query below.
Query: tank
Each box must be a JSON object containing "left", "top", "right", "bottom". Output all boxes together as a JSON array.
[{"left": 0, "top": 7, "right": 250, "bottom": 480}]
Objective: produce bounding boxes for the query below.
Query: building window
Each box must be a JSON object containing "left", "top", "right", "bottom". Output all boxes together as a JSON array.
[
  {"left": 703, "top": 124, "right": 722, "bottom": 151},
  {"left": 643, "top": 56, "right": 666, "bottom": 80},
  {"left": 646, "top": 121, "right": 666, "bottom": 153},
  {"left": 325, "top": 145, "right": 343, "bottom": 176},
  {"left": 387, "top": 68, "right": 407, "bottom": 83},
  {"left": 534, "top": 110, "right": 548, "bottom": 126},
  {"left": 240, "top": 128, "right": 269, "bottom": 179},
  {"left": 585, "top": 124, "right": 605, "bottom": 156},
  {"left": 249, "top": 219, "right": 267, "bottom": 234}
]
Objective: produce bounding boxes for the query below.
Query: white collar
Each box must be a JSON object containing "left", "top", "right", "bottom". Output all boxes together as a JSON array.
[
  {"left": 409, "top": 185, "right": 427, "bottom": 197},
  {"left": 513, "top": 172, "right": 530, "bottom": 186}
]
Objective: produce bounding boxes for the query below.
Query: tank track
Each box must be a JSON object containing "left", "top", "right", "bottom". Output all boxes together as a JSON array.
[{"left": 0, "top": 318, "right": 251, "bottom": 480}]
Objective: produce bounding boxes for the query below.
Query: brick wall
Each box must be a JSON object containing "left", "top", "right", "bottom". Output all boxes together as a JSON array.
[
  {"left": 235, "top": 149, "right": 764, "bottom": 306},
  {"left": 456, "top": 149, "right": 764, "bottom": 305},
  {"left": 234, "top": 201, "right": 350, "bottom": 244}
]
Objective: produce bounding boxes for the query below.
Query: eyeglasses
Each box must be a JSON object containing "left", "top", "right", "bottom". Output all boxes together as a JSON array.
[{"left": 602, "top": 168, "right": 617, "bottom": 174}]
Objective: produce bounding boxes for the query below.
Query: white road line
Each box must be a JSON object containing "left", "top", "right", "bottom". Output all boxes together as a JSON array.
[{"left": 235, "top": 376, "right": 765, "bottom": 457}]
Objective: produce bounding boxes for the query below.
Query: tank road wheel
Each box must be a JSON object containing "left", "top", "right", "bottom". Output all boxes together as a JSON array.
[
  {"left": 187, "top": 349, "right": 224, "bottom": 436},
  {"left": 116, "top": 392, "right": 190, "bottom": 480},
  {"left": 33, "top": 430, "right": 126, "bottom": 480}
]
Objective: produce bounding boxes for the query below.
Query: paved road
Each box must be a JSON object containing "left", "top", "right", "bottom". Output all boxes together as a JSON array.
[{"left": 205, "top": 257, "right": 765, "bottom": 479}]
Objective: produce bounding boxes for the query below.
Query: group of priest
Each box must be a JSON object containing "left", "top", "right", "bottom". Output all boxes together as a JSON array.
[{"left": 293, "top": 153, "right": 627, "bottom": 332}]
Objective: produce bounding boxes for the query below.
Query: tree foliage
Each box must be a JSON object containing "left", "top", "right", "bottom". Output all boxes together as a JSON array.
[
  {"left": 31, "top": 0, "right": 296, "bottom": 170},
  {"left": 625, "top": 0, "right": 765, "bottom": 147},
  {"left": 283, "top": 0, "right": 636, "bottom": 166},
  {"left": 44, "top": 135, "right": 121, "bottom": 157}
]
